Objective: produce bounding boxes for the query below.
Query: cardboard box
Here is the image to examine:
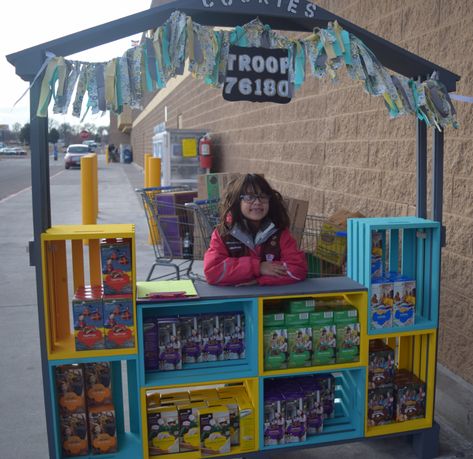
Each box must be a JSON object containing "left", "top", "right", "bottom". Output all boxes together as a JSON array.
[
  {"left": 197, "top": 172, "right": 242, "bottom": 200},
  {"left": 315, "top": 209, "right": 365, "bottom": 267},
  {"left": 284, "top": 197, "right": 309, "bottom": 246}
]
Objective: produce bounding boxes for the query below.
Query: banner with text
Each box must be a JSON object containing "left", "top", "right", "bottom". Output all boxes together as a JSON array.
[{"left": 223, "top": 46, "right": 292, "bottom": 104}]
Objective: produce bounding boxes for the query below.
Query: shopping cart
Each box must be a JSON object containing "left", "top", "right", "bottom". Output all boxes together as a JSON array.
[
  {"left": 295, "top": 215, "right": 347, "bottom": 278},
  {"left": 136, "top": 186, "right": 203, "bottom": 281}
]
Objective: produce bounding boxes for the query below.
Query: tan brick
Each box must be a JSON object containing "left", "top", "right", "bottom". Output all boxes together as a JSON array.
[
  {"left": 333, "top": 113, "right": 358, "bottom": 140},
  {"left": 368, "top": 12, "right": 403, "bottom": 43},
  {"left": 451, "top": 177, "right": 473, "bottom": 219},
  {"left": 443, "top": 214, "right": 473, "bottom": 258},
  {"left": 442, "top": 250, "right": 473, "bottom": 294},
  {"left": 379, "top": 170, "right": 416, "bottom": 204},
  {"left": 326, "top": 141, "right": 369, "bottom": 168},
  {"left": 437, "top": 325, "right": 473, "bottom": 383},
  {"left": 326, "top": 85, "right": 359, "bottom": 117},
  {"left": 308, "top": 164, "right": 334, "bottom": 190},
  {"left": 439, "top": 0, "right": 473, "bottom": 28},
  {"left": 439, "top": 285, "right": 473, "bottom": 335},
  {"left": 294, "top": 94, "right": 327, "bottom": 120}
]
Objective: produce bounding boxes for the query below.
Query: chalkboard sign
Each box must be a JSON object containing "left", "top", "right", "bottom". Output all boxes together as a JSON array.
[{"left": 223, "top": 46, "right": 292, "bottom": 104}]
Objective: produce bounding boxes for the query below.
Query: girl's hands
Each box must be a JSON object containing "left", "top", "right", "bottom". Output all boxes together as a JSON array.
[{"left": 260, "top": 261, "right": 287, "bottom": 277}]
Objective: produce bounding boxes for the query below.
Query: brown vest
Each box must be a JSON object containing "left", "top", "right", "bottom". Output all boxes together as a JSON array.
[{"left": 221, "top": 231, "right": 282, "bottom": 262}]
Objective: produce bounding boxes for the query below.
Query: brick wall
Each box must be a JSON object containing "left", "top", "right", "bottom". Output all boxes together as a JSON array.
[{"left": 131, "top": 0, "right": 473, "bottom": 384}]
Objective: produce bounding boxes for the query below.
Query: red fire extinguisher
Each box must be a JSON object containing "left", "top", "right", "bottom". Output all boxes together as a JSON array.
[{"left": 199, "top": 133, "right": 212, "bottom": 170}]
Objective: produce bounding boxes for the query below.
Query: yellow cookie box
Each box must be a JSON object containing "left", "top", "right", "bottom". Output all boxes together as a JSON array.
[
  {"left": 176, "top": 401, "right": 206, "bottom": 452},
  {"left": 147, "top": 406, "right": 179, "bottom": 455},
  {"left": 199, "top": 405, "right": 231, "bottom": 456}
]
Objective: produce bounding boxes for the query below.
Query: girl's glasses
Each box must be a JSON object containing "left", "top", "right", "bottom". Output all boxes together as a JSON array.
[{"left": 240, "top": 193, "right": 270, "bottom": 203}]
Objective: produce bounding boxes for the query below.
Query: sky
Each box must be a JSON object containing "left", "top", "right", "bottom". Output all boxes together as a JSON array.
[{"left": 0, "top": 0, "right": 151, "bottom": 129}]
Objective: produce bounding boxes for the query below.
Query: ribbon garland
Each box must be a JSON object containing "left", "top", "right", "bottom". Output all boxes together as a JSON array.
[{"left": 34, "top": 10, "right": 458, "bottom": 130}]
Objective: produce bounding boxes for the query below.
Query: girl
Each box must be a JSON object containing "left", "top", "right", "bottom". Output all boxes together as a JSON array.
[{"left": 204, "top": 174, "right": 307, "bottom": 286}]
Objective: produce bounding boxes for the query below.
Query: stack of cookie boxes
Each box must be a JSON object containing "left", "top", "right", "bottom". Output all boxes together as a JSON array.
[
  {"left": 368, "top": 340, "right": 426, "bottom": 426},
  {"left": 370, "top": 231, "right": 416, "bottom": 330},
  {"left": 143, "top": 312, "right": 245, "bottom": 372},
  {"left": 55, "top": 362, "right": 117, "bottom": 456},
  {"left": 263, "top": 298, "right": 361, "bottom": 371},
  {"left": 146, "top": 385, "right": 255, "bottom": 456},
  {"left": 72, "top": 238, "right": 134, "bottom": 351}
]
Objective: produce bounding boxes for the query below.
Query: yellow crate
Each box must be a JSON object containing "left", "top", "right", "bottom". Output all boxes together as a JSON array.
[
  {"left": 258, "top": 291, "right": 368, "bottom": 376},
  {"left": 141, "top": 378, "right": 259, "bottom": 459},
  {"left": 41, "top": 224, "right": 137, "bottom": 360},
  {"left": 365, "top": 329, "right": 436, "bottom": 437}
]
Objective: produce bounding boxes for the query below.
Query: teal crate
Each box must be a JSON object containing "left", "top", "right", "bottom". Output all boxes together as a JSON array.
[
  {"left": 347, "top": 217, "right": 441, "bottom": 334},
  {"left": 137, "top": 298, "right": 259, "bottom": 387},
  {"left": 259, "top": 367, "right": 366, "bottom": 450},
  {"left": 48, "top": 357, "right": 142, "bottom": 459}
]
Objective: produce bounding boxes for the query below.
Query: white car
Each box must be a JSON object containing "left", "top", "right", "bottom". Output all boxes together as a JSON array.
[{"left": 64, "top": 144, "right": 91, "bottom": 169}]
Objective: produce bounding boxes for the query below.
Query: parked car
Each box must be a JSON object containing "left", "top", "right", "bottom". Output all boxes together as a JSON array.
[
  {"left": 0, "top": 146, "right": 27, "bottom": 155},
  {"left": 64, "top": 144, "right": 91, "bottom": 169},
  {"left": 82, "top": 140, "right": 97, "bottom": 151}
]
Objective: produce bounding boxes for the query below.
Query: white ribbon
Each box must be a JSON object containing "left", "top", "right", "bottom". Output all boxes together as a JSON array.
[
  {"left": 449, "top": 93, "right": 473, "bottom": 104},
  {"left": 12, "top": 51, "right": 56, "bottom": 108}
]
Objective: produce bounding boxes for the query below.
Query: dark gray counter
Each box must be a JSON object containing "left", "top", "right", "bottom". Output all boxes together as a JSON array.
[{"left": 194, "top": 276, "right": 365, "bottom": 299}]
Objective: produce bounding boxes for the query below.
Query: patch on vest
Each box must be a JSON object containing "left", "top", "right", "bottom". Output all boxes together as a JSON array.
[{"left": 226, "top": 241, "right": 245, "bottom": 251}]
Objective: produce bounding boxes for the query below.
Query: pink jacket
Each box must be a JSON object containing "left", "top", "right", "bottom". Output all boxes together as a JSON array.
[{"left": 204, "top": 226, "right": 308, "bottom": 286}]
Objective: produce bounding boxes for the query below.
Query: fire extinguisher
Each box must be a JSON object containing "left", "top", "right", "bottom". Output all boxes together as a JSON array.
[{"left": 199, "top": 133, "right": 212, "bottom": 170}]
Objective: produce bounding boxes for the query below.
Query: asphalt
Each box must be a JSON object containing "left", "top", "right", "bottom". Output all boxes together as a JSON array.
[{"left": 0, "top": 153, "right": 471, "bottom": 459}]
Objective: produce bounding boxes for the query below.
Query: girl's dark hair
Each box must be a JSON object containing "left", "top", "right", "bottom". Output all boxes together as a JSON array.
[{"left": 217, "top": 174, "right": 290, "bottom": 234}]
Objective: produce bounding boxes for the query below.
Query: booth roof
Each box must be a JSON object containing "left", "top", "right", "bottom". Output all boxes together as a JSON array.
[{"left": 6, "top": 0, "right": 460, "bottom": 91}]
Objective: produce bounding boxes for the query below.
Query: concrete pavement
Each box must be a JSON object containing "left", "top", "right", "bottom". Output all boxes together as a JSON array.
[{"left": 0, "top": 153, "right": 471, "bottom": 458}]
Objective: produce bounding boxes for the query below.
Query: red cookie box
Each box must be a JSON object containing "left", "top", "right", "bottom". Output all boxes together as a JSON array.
[
  {"left": 100, "top": 238, "right": 132, "bottom": 296},
  {"left": 103, "top": 295, "right": 135, "bottom": 349},
  {"left": 72, "top": 298, "right": 105, "bottom": 351}
]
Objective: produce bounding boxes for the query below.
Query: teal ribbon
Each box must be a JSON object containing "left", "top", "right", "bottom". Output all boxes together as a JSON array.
[
  {"left": 294, "top": 43, "right": 306, "bottom": 89},
  {"left": 115, "top": 59, "right": 123, "bottom": 114},
  {"left": 342, "top": 31, "right": 352, "bottom": 65},
  {"left": 230, "top": 26, "right": 248, "bottom": 46},
  {"left": 143, "top": 44, "right": 154, "bottom": 92},
  {"left": 205, "top": 31, "right": 223, "bottom": 86}
]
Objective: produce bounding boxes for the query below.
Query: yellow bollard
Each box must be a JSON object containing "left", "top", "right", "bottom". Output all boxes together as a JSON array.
[
  {"left": 91, "top": 153, "right": 98, "bottom": 219},
  {"left": 105, "top": 145, "right": 109, "bottom": 165},
  {"left": 148, "top": 157, "right": 162, "bottom": 187},
  {"left": 147, "top": 157, "right": 162, "bottom": 244},
  {"left": 81, "top": 155, "right": 96, "bottom": 225},
  {"left": 144, "top": 153, "right": 151, "bottom": 187}
]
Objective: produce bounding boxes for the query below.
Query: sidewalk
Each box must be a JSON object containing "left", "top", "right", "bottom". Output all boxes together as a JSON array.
[{"left": 0, "top": 155, "right": 471, "bottom": 459}]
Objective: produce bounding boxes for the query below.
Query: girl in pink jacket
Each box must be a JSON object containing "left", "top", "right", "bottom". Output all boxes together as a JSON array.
[{"left": 204, "top": 174, "right": 308, "bottom": 286}]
